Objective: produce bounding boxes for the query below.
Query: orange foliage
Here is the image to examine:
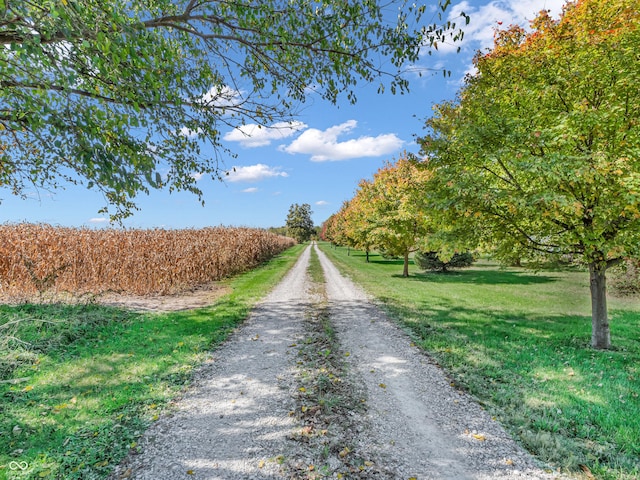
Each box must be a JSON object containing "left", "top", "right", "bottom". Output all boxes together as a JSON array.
[{"left": 0, "top": 224, "right": 295, "bottom": 297}]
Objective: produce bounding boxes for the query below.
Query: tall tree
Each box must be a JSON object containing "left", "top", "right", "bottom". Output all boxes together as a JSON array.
[
  {"left": 0, "top": 0, "right": 465, "bottom": 219},
  {"left": 286, "top": 203, "right": 314, "bottom": 243},
  {"left": 420, "top": 0, "right": 640, "bottom": 349}
]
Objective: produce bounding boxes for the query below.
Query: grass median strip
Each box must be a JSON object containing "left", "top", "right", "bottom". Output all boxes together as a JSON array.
[
  {"left": 286, "top": 245, "right": 380, "bottom": 479},
  {"left": 318, "top": 242, "right": 640, "bottom": 480},
  {"left": 0, "top": 244, "right": 305, "bottom": 480}
]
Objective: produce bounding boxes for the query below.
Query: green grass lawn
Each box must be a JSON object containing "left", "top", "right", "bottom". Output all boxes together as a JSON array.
[
  {"left": 319, "top": 242, "right": 640, "bottom": 480},
  {"left": 0, "top": 244, "right": 305, "bottom": 480}
]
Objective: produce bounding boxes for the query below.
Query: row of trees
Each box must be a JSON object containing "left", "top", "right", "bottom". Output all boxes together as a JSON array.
[
  {"left": 322, "top": 155, "right": 435, "bottom": 277},
  {"left": 323, "top": 0, "right": 640, "bottom": 350}
]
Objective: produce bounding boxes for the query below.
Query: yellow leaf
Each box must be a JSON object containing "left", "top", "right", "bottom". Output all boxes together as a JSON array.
[
  {"left": 94, "top": 460, "right": 108, "bottom": 467},
  {"left": 177, "top": 341, "right": 184, "bottom": 347},
  {"left": 258, "top": 460, "right": 265, "bottom": 469},
  {"left": 186, "top": 469, "right": 195, "bottom": 475},
  {"left": 23, "top": 385, "right": 34, "bottom": 392},
  {"left": 344, "top": 352, "right": 350, "bottom": 356},
  {"left": 339, "top": 447, "right": 350, "bottom": 458},
  {"left": 364, "top": 461, "right": 374, "bottom": 467},
  {"left": 301, "top": 406, "right": 308, "bottom": 412},
  {"left": 299, "top": 387, "right": 306, "bottom": 393},
  {"left": 472, "top": 433, "right": 486, "bottom": 441},
  {"left": 308, "top": 464, "right": 315, "bottom": 471},
  {"left": 505, "top": 459, "right": 514, "bottom": 465},
  {"left": 39, "top": 470, "right": 52, "bottom": 477},
  {"left": 379, "top": 383, "right": 386, "bottom": 389}
]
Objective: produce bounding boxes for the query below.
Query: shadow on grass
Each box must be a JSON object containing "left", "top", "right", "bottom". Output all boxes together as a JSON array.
[
  {"left": 332, "top": 246, "right": 560, "bottom": 286},
  {"left": 391, "top": 268, "right": 558, "bottom": 285},
  {"left": 374, "top": 297, "right": 640, "bottom": 473}
]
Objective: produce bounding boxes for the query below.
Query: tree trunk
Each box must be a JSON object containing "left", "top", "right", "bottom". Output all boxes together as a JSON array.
[
  {"left": 403, "top": 251, "right": 409, "bottom": 277},
  {"left": 366, "top": 248, "right": 369, "bottom": 263},
  {"left": 589, "top": 262, "right": 611, "bottom": 349}
]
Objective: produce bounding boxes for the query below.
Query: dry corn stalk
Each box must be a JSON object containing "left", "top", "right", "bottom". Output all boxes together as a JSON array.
[{"left": 0, "top": 224, "right": 295, "bottom": 297}]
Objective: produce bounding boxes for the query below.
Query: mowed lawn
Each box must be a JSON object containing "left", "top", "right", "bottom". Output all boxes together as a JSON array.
[
  {"left": 319, "top": 242, "right": 640, "bottom": 480},
  {"left": 0, "top": 244, "right": 305, "bottom": 480}
]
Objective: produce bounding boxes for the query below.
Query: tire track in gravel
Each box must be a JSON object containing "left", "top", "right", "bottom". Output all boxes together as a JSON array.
[
  {"left": 315, "top": 243, "right": 565, "bottom": 480},
  {"left": 110, "top": 246, "right": 314, "bottom": 480}
]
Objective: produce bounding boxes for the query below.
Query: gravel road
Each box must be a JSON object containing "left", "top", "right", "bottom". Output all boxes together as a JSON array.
[{"left": 111, "top": 243, "right": 565, "bottom": 480}]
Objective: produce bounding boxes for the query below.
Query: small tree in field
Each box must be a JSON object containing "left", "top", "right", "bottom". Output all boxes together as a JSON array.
[
  {"left": 286, "top": 203, "right": 314, "bottom": 243},
  {"left": 414, "top": 251, "right": 474, "bottom": 272}
]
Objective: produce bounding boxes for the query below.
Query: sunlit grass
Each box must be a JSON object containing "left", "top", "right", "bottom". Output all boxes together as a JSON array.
[
  {"left": 319, "top": 242, "right": 640, "bottom": 480},
  {"left": 0, "top": 244, "right": 305, "bottom": 480}
]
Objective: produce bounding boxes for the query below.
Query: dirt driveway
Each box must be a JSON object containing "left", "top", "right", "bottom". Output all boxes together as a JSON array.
[{"left": 110, "top": 244, "right": 565, "bottom": 479}]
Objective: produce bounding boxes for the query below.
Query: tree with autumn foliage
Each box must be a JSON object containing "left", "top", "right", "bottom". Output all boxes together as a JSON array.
[
  {"left": 321, "top": 202, "right": 351, "bottom": 249},
  {"left": 339, "top": 179, "right": 378, "bottom": 262},
  {"left": 419, "top": 0, "right": 640, "bottom": 349},
  {"left": 360, "top": 154, "right": 434, "bottom": 277}
]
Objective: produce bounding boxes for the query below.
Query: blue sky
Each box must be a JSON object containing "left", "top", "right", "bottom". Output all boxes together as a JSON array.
[{"left": 1, "top": 0, "right": 567, "bottom": 230}]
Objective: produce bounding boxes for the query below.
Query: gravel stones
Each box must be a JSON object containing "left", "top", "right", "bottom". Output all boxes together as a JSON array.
[{"left": 111, "top": 244, "right": 566, "bottom": 480}]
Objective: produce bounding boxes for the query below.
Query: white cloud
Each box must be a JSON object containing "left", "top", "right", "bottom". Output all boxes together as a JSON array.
[
  {"left": 242, "top": 187, "right": 259, "bottom": 193},
  {"left": 89, "top": 217, "right": 108, "bottom": 224},
  {"left": 315, "top": 200, "right": 329, "bottom": 206},
  {"left": 190, "top": 172, "right": 205, "bottom": 181},
  {"left": 226, "top": 164, "right": 289, "bottom": 183},
  {"left": 223, "top": 121, "right": 308, "bottom": 148},
  {"left": 198, "top": 85, "right": 243, "bottom": 107},
  {"left": 179, "top": 127, "right": 203, "bottom": 138},
  {"left": 283, "top": 120, "right": 404, "bottom": 162},
  {"left": 435, "top": 0, "right": 568, "bottom": 54}
]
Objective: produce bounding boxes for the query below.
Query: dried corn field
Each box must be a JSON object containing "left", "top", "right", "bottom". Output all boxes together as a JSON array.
[{"left": 0, "top": 224, "right": 296, "bottom": 298}]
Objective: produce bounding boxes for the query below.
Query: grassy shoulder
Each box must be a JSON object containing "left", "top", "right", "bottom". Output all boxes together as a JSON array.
[
  {"left": 318, "top": 242, "right": 640, "bottom": 480},
  {"left": 0, "top": 244, "right": 306, "bottom": 480}
]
